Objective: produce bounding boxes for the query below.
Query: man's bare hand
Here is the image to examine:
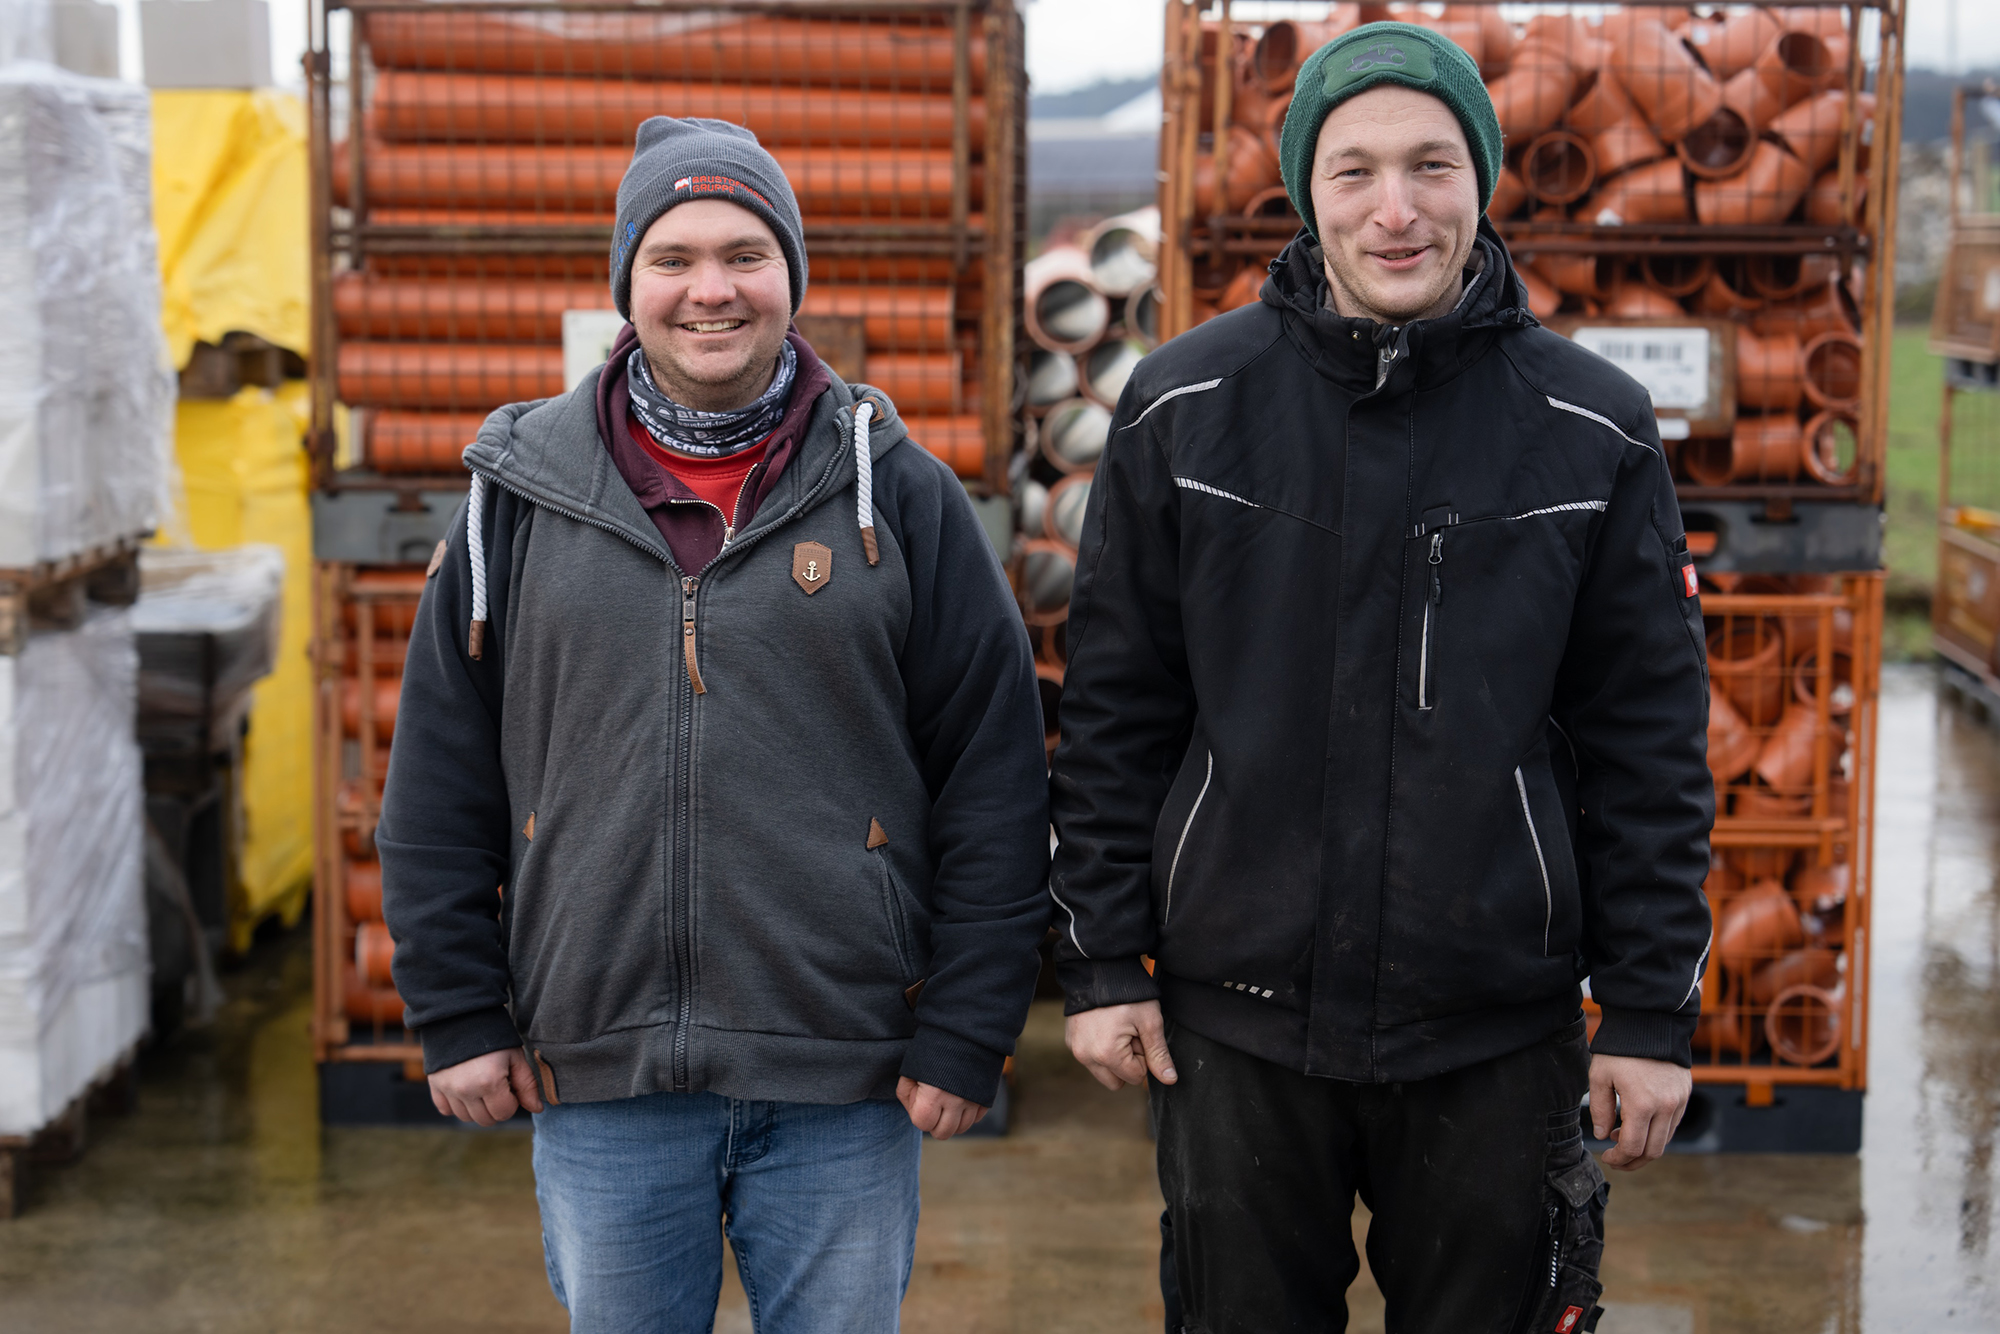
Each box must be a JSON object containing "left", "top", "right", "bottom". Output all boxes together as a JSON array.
[
  {"left": 896, "top": 1077, "right": 988, "bottom": 1140},
  {"left": 429, "top": 1047, "right": 545, "bottom": 1126},
  {"left": 1065, "top": 1000, "right": 1177, "bottom": 1091},
  {"left": 1590, "top": 1053, "right": 1691, "bottom": 1170}
]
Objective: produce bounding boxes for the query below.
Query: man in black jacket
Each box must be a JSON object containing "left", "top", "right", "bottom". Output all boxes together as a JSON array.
[{"left": 1051, "top": 23, "right": 1713, "bottom": 1332}]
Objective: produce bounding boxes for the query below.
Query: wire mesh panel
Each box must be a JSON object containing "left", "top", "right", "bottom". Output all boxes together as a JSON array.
[
  {"left": 1155, "top": 0, "right": 1905, "bottom": 505},
  {"left": 308, "top": 0, "right": 1023, "bottom": 492}
]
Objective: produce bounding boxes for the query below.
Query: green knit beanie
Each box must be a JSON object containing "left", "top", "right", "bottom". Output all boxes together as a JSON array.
[{"left": 1278, "top": 21, "right": 1502, "bottom": 240}]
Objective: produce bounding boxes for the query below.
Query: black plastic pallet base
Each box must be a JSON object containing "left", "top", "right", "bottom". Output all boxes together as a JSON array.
[
  {"left": 320, "top": 1059, "right": 1012, "bottom": 1136},
  {"left": 1586, "top": 1082, "right": 1862, "bottom": 1155},
  {"left": 1939, "top": 657, "right": 2000, "bottom": 724},
  {"left": 1678, "top": 499, "right": 1882, "bottom": 574}
]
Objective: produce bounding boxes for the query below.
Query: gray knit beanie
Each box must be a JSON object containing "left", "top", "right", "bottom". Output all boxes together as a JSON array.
[{"left": 611, "top": 117, "right": 807, "bottom": 319}]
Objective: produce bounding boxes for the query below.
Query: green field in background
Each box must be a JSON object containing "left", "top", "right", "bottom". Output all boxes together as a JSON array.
[{"left": 1884, "top": 326, "right": 1943, "bottom": 660}]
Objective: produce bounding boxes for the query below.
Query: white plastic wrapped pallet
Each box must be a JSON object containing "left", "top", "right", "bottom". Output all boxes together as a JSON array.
[
  {"left": 0, "top": 59, "right": 172, "bottom": 568},
  {"left": 0, "top": 608, "right": 146, "bottom": 1137}
]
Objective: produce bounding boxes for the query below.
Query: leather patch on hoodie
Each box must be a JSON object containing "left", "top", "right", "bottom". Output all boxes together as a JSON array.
[
  {"left": 522, "top": 812, "right": 535, "bottom": 841},
  {"left": 867, "top": 818, "right": 889, "bottom": 849},
  {"left": 534, "top": 1050, "right": 561, "bottom": 1105},
  {"left": 793, "top": 541, "right": 832, "bottom": 594},
  {"left": 426, "top": 539, "right": 447, "bottom": 578},
  {"left": 903, "top": 978, "right": 926, "bottom": 1009}
]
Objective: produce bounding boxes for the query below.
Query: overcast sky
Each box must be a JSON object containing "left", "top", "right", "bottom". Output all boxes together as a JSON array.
[{"left": 101, "top": 0, "right": 2000, "bottom": 97}]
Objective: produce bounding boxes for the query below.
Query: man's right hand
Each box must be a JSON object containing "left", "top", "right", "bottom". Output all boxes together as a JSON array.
[
  {"left": 1065, "top": 1000, "right": 1178, "bottom": 1090},
  {"left": 429, "top": 1047, "right": 546, "bottom": 1126}
]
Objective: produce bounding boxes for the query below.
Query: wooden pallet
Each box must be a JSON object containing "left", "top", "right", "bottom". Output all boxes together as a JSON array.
[
  {"left": 0, "top": 536, "right": 144, "bottom": 655},
  {"left": 0, "top": 1050, "right": 140, "bottom": 1219}
]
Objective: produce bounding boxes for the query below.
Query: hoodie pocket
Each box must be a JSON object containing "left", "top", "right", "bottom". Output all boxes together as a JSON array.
[{"left": 873, "top": 850, "right": 924, "bottom": 981}]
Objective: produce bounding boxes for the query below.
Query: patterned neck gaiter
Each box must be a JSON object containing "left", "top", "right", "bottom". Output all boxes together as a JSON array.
[{"left": 626, "top": 339, "right": 797, "bottom": 457}]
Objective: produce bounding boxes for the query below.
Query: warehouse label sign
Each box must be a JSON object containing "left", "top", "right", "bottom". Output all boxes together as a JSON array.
[{"left": 1569, "top": 326, "right": 1711, "bottom": 411}]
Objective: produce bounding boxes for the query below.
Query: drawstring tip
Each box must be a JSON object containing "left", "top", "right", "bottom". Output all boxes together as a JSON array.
[
  {"left": 861, "top": 526, "right": 880, "bottom": 566},
  {"left": 468, "top": 619, "right": 487, "bottom": 660}
]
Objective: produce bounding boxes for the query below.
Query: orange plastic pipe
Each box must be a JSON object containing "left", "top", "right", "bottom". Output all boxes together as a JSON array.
[
  {"left": 1771, "top": 91, "right": 1873, "bottom": 176},
  {"left": 1518, "top": 14, "right": 1611, "bottom": 72},
  {"left": 369, "top": 70, "right": 984, "bottom": 147},
  {"left": 1604, "top": 15, "right": 1723, "bottom": 142},
  {"left": 1602, "top": 285, "right": 1682, "bottom": 318},
  {"left": 1716, "top": 881, "right": 1804, "bottom": 974},
  {"left": 343, "top": 964, "right": 405, "bottom": 1024},
  {"left": 1752, "top": 703, "right": 1826, "bottom": 792},
  {"left": 1736, "top": 329, "right": 1804, "bottom": 411},
  {"left": 1693, "top": 141, "right": 1812, "bottom": 225},
  {"left": 335, "top": 142, "right": 972, "bottom": 215},
  {"left": 1522, "top": 131, "right": 1596, "bottom": 205},
  {"left": 1748, "top": 947, "right": 1840, "bottom": 1008},
  {"left": 1566, "top": 66, "right": 1666, "bottom": 177},
  {"left": 341, "top": 676, "right": 402, "bottom": 742},
  {"left": 1801, "top": 408, "right": 1861, "bottom": 486},
  {"left": 1485, "top": 41, "right": 1580, "bottom": 143},
  {"left": 1537, "top": 253, "right": 1623, "bottom": 301},
  {"left": 1690, "top": 7, "right": 1783, "bottom": 81},
  {"left": 1640, "top": 252, "right": 1713, "bottom": 298},
  {"left": 1744, "top": 252, "right": 1835, "bottom": 301},
  {"left": 335, "top": 276, "right": 955, "bottom": 348},
  {"left": 346, "top": 859, "right": 384, "bottom": 924},
  {"left": 1722, "top": 30, "right": 1845, "bottom": 131},
  {"left": 362, "top": 12, "right": 986, "bottom": 84},
  {"left": 1765, "top": 983, "right": 1843, "bottom": 1065},
  {"left": 1685, "top": 415, "right": 1804, "bottom": 490},
  {"left": 1750, "top": 279, "right": 1859, "bottom": 340},
  {"left": 1676, "top": 107, "right": 1755, "bottom": 180},
  {"left": 1802, "top": 330, "right": 1863, "bottom": 410},
  {"left": 1192, "top": 124, "right": 1283, "bottom": 217},
  {"left": 1579, "top": 157, "right": 1688, "bottom": 226},
  {"left": 1708, "top": 615, "right": 1789, "bottom": 724},
  {"left": 1803, "top": 169, "right": 1862, "bottom": 227},
  {"left": 1487, "top": 165, "right": 1529, "bottom": 220},
  {"left": 1708, "top": 686, "right": 1759, "bottom": 783},
  {"left": 356, "top": 920, "right": 397, "bottom": 988}
]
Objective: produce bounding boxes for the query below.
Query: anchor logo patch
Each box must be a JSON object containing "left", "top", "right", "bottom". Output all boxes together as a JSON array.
[{"left": 793, "top": 541, "right": 833, "bottom": 595}]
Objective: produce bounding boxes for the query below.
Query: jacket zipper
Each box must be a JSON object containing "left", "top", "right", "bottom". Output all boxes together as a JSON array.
[
  {"left": 1515, "top": 766, "right": 1554, "bottom": 954},
  {"left": 1418, "top": 531, "right": 1442, "bottom": 710},
  {"left": 1163, "top": 749, "right": 1214, "bottom": 926},
  {"left": 470, "top": 421, "right": 853, "bottom": 1096},
  {"left": 681, "top": 576, "right": 706, "bottom": 694}
]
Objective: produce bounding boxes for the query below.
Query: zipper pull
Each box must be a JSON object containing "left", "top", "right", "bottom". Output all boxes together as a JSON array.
[
  {"left": 681, "top": 576, "right": 707, "bottom": 695},
  {"left": 1428, "top": 531, "right": 1444, "bottom": 604}
]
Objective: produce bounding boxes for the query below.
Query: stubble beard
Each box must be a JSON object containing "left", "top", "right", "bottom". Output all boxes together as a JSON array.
[{"left": 636, "top": 318, "right": 789, "bottom": 413}]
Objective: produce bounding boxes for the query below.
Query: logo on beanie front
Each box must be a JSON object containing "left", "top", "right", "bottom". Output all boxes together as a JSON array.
[
  {"left": 1347, "top": 43, "right": 1408, "bottom": 72},
  {"left": 672, "top": 175, "right": 774, "bottom": 209},
  {"left": 1324, "top": 36, "right": 1433, "bottom": 95}
]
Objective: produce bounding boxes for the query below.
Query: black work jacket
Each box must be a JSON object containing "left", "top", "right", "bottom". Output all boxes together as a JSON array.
[{"left": 1048, "top": 222, "right": 1714, "bottom": 1080}]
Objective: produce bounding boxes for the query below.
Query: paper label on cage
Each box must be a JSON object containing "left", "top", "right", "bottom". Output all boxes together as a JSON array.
[
  {"left": 1569, "top": 326, "right": 1710, "bottom": 411},
  {"left": 563, "top": 309, "right": 627, "bottom": 390}
]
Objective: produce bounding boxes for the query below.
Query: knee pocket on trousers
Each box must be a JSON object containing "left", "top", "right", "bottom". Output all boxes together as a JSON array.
[{"left": 1511, "top": 1114, "right": 1608, "bottom": 1334}]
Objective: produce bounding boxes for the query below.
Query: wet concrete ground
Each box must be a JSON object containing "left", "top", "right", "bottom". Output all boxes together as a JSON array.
[{"left": 0, "top": 665, "right": 1994, "bottom": 1331}]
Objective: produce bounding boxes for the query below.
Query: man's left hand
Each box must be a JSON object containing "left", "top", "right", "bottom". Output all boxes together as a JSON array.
[
  {"left": 897, "top": 1076, "right": 988, "bottom": 1140},
  {"left": 1589, "top": 1054, "right": 1691, "bottom": 1170}
]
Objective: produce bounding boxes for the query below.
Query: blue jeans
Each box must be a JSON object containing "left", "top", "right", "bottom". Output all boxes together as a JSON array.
[{"left": 532, "top": 1092, "right": 921, "bottom": 1333}]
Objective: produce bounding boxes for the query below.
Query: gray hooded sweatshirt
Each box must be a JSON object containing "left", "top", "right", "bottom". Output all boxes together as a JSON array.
[{"left": 375, "top": 365, "right": 1052, "bottom": 1107}]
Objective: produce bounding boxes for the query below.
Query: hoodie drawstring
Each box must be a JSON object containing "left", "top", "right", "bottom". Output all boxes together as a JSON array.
[
  {"left": 467, "top": 472, "right": 489, "bottom": 659},
  {"left": 854, "top": 401, "right": 879, "bottom": 566}
]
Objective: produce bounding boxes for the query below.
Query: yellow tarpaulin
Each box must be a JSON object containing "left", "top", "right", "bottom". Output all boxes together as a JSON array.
[
  {"left": 152, "top": 90, "right": 310, "bottom": 370},
  {"left": 153, "top": 91, "right": 315, "bottom": 951}
]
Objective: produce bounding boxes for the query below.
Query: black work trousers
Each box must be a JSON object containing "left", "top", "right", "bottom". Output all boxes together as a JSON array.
[{"left": 1151, "top": 1018, "right": 1606, "bottom": 1334}]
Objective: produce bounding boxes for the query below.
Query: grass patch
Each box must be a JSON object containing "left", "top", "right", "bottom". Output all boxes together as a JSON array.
[{"left": 1883, "top": 326, "right": 1944, "bottom": 660}]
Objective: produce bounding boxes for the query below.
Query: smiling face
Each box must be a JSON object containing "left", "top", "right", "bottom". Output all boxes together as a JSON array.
[
  {"left": 1308, "top": 85, "right": 1480, "bottom": 326},
  {"left": 628, "top": 199, "right": 794, "bottom": 411}
]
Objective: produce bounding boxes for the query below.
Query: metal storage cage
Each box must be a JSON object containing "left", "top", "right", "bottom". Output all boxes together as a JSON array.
[
  {"left": 1153, "top": 0, "right": 1904, "bottom": 573},
  {"left": 303, "top": 0, "right": 1026, "bottom": 1114}
]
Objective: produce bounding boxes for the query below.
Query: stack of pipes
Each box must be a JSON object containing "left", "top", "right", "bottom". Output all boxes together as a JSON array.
[
  {"left": 1017, "top": 207, "right": 1161, "bottom": 752},
  {"left": 329, "top": 10, "right": 992, "bottom": 479},
  {"left": 1181, "top": 3, "right": 1876, "bottom": 491}
]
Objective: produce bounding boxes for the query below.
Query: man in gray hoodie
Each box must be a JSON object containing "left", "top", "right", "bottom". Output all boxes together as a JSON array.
[{"left": 377, "top": 118, "right": 1051, "bottom": 1333}]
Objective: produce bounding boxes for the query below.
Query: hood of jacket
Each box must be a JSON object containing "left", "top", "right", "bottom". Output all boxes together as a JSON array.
[{"left": 1259, "top": 216, "right": 1537, "bottom": 394}]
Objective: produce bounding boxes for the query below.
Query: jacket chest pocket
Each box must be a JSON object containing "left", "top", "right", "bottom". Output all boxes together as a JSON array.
[{"left": 1406, "top": 507, "right": 1458, "bottom": 712}]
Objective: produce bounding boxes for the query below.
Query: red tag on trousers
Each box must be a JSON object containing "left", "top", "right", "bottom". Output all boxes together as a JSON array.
[{"left": 1682, "top": 562, "right": 1699, "bottom": 598}]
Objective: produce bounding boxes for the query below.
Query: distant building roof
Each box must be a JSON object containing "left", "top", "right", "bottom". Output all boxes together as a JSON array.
[{"left": 1030, "top": 86, "right": 1158, "bottom": 196}]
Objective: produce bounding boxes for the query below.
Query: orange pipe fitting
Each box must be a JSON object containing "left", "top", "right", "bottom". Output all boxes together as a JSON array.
[
  {"left": 1708, "top": 616, "right": 1789, "bottom": 725},
  {"left": 1716, "top": 880, "right": 1805, "bottom": 974},
  {"left": 368, "top": 70, "right": 984, "bottom": 147},
  {"left": 1536, "top": 253, "right": 1623, "bottom": 301},
  {"left": 1790, "top": 862, "right": 1850, "bottom": 916},
  {"left": 1801, "top": 331, "right": 1863, "bottom": 410},
  {"left": 1438, "top": 5, "right": 1516, "bottom": 78},
  {"left": 1025, "top": 246, "right": 1110, "bottom": 354},
  {"left": 1771, "top": 91, "right": 1873, "bottom": 176},
  {"left": 1803, "top": 169, "right": 1862, "bottom": 227},
  {"left": 1692, "top": 140, "right": 1812, "bottom": 225},
  {"left": 1565, "top": 65, "right": 1667, "bottom": 177},
  {"left": 1676, "top": 107, "right": 1756, "bottom": 180},
  {"left": 1249, "top": 14, "right": 1360, "bottom": 93},
  {"left": 1603, "top": 285, "right": 1682, "bottom": 318},
  {"left": 1766, "top": 983, "right": 1843, "bottom": 1065},
  {"left": 1801, "top": 409, "right": 1861, "bottom": 486},
  {"left": 1579, "top": 157, "right": 1688, "bottom": 226},
  {"left": 362, "top": 12, "right": 986, "bottom": 83},
  {"left": 1219, "top": 263, "right": 1265, "bottom": 313},
  {"left": 1752, "top": 703, "right": 1825, "bottom": 793},
  {"left": 1603, "top": 16, "right": 1723, "bottom": 143},
  {"left": 1791, "top": 647, "right": 1856, "bottom": 715},
  {"left": 1744, "top": 253, "right": 1836, "bottom": 302},
  {"left": 1732, "top": 784, "right": 1812, "bottom": 822},
  {"left": 1749, "top": 947, "right": 1841, "bottom": 1008},
  {"left": 334, "top": 142, "right": 970, "bottom": 216},
  {"left": 1519, "top": 14, "right": 1610, "bottom": 72},
  {"left": 1707, "top": 686, "right": 1760, "bottom": 784},
  {"left": 1040, "top": 399, "right": 1111, "bottom": 474},
  {"left": 1736, "top": 330, "right": 1804, "bottom": 412},
  {"left": 1726, "top": 846, "right": 1798, "bottom": 886},
  {"left": 1695, "top": 265, "right": 1761, "bottom": 317},
  {"left": 346, "top": 859, "right": 384, "bottom": 924},
  {"left": 1488, "top": 165, "right": 1530, "bottom": 220},
  {"left": 1683, "top": 416, "right": 1803, "bottom": 490},
  {"left": 1751, "top": 278, "right": 1859, "bottom": 341},
  {"left": 1641, "top": 252, "right": 1712, "bottom": 298},
  {"left": 1688, "top": 7, "right": 1783, "bottom": 82},
  {"left": 343, "top": 964, "right": 405, "bottom": 1025},
  {"left": 1486, "top": 40, "right": 1580, "bottom": 142},
  {"left": 1518, "top": 267, "right": 1562, "bottom": 320},
  {"left": 1018, "top": 539, "right": 1076, "bottom": 626},
  {"left": 1722, "top": 30, "right": 1845, "bottom": 131},
  {"left": 1193, "top": 124, "right": 1283, "bottom": 218},
  {"left": 1521, "top": 131, "right": 1596, "bottom": 205},
  {"left": 356, "top": 920, "right": 397, "bottom": 988},
  {"left": 341, "top": 676, "right": 402, "bottom": 743}
]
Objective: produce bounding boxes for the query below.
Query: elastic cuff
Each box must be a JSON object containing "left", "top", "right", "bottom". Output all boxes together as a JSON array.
[
  {"left": 417, "top": 1005, "right": 523, "bottom": 1075},
  {"left": 1590, "top": 1006, "right": 1695, "bottom": 1068},
  {"left": 899, "top": 1024, "right": 1006, "bottom": 1107},
  {"left": 1055, "top": 956, "right": 1161, "bottom": 1017}
]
